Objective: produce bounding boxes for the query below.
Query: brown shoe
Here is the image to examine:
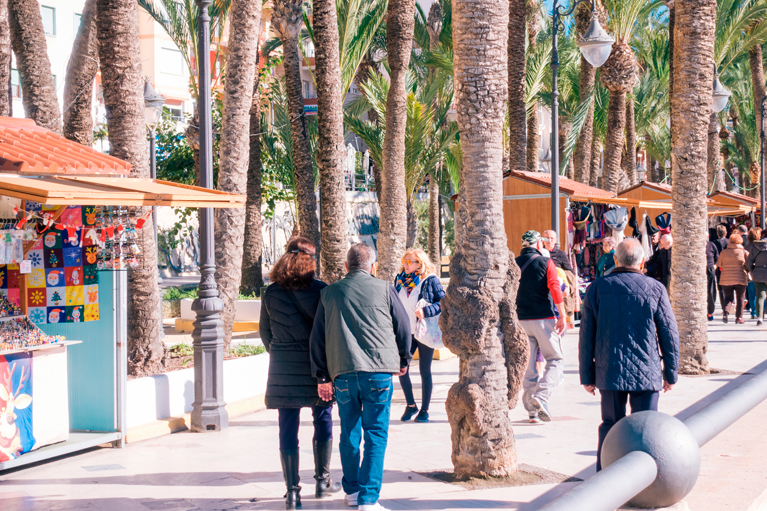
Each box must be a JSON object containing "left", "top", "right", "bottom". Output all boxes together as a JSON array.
[{"left": 736, "top": 317, "right": 745, "bottom": 324}]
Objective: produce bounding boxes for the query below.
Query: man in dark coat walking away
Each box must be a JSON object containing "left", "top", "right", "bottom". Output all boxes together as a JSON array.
[
  {"left": 310, "top": 243, "right": 411, "bottom": 511},
  {"left": 579, "top": 238, "right": 680, "bottom": 472}
]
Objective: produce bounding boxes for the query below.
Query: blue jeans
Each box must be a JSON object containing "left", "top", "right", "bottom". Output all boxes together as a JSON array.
[
  {"left": 748, "top": 281, "right": 756, "bottom": 315},
  {"left": 334, "top": 372, "right": 393, "bottom": 506}
]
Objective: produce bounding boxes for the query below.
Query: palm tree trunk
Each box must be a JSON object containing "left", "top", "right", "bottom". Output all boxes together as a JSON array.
[
  {"left": 706, "top": 112, "right": 720, "bottom": 192},
  {"left": 8, "top": 0, "right": 61, "bottom": 131},
  {"left": 603, "top": 92, "right": 626, "bottom": 193},
  {"left": 427, "top": 3, "right": 442, "bottom": 267},
  {"left": 622, "top": 97, "right": 636, "bottom": 184},
  {"left": 377, "top": 0, "right": 415, "bottom": 282},
  {"left": 750, "top": 41, "right": 765, "bottom": 198},
  {"left": 240, "top": 61, "right": 263, "bottom": 296},
  {"left": 667, "top": 1, "right": 674, "bottom": 135},
  {"left": 214, "top": 0, "right": 260, "bottom": 350},
  {"left": 645, "top": 134, "right": 657, "bottom": 182},
  {"left": 559, "top": 121, "right": 571, "bottom": 178},
  {"left": 273, "top": 0, "right": 321, "bottom": 252},
  {"left": 443, "top": 0, "right": 525, "bottom": 479},
  {"left": 63, "top": 0, "right": 98, "bottom": 145},
  {"left": 0, "top": 0, "right": 11, "bottom": 117},
  {"left": 508, "top": 0, "right": 526, "bottom": 171},
  {"left": 314, "top": 0, "right": 349, "bottom": 283},
  {"left": 750, "top": 161, "right": 761, "bottom": 201},
  {"left": 670, "top": 0, "right": 715, "bottom": 375},
  {"left": 526, "top": 103, "right": 540, "bottom": 171},
  {"left": 574, "top": 62, "right": 595, "bottom": 184},
  {"left": 97, "top": 0, "right": 164, "bottom": 377},
  {"left": 590, "top": 138, "right": 601, "bottom": 188}
]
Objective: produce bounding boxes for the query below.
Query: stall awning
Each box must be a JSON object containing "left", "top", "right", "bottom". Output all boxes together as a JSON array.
[
  {"left": 569, "top": 195, "right": 749, "bottom": 216},
  {"left": 0, "top": 175, "right": 245, "bottom": 208}
]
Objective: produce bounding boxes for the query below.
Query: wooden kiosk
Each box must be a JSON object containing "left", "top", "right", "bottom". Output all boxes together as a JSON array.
[{"left": 0, "top": 118, "right": 244, "bottom": 470}]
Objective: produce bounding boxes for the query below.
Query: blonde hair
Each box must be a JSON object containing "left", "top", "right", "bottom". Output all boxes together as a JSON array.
[
  {"left": 730, "top": 233, "right": 743, "bottom": 245},
  {"left": 399, "top": 248, "right": 436, "bottom": 276}
]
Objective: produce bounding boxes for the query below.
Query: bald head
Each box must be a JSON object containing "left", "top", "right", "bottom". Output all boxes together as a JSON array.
[
  {"left": 543, "top": 230, "right": 558, "bottom": 251},
  {"left": 660, "top": 234, "right": 672, "bottom": 250},
  {"left": 615, "top": 238, "right": 644, "bottom": 269}
]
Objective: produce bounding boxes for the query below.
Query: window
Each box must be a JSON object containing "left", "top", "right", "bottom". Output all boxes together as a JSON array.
[
  {"left": 160, "top": 47, "right": 184, "bottom": 76},
  {"left": 11, "top": 69, "right": 20, "bottom": 98},
  {"left": 41, "top": 6, "right": 55, "bottom": 36},
  {"left": 74, "top": 13, "right": 82, "bottom": 32},
  {"left": 164, "top": 105, "right": 183, "bottom": 121},
  {"left": 303, "top": 80, "right": 310, "bottom": 98}
]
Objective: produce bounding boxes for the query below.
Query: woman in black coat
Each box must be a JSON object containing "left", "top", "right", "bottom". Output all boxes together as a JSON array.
[{"left": 260, "top": 237, "right": 340, "bottom": 509}]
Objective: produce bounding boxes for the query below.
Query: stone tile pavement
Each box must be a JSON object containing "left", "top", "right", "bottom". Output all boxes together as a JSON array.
[{"left": 2, "top": 313, "right": 767, "bottom": 511}]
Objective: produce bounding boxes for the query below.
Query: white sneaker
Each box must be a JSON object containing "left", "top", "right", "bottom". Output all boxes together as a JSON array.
[
  {"left": 359, "top": 503, "right": 389, "bottom": 511},
  {"left": 345, "top": 492, "right": 359, "bottom": 507}
]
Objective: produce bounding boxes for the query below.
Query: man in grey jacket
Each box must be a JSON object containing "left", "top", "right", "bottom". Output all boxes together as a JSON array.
[{"left": 310, "top": 243, "right": 411, "bottom": 511}]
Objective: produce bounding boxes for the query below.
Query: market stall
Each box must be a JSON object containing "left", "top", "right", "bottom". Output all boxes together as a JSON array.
[
  {"left": 708, "top": 190, "right": 760, "bottom": 229},
  {"left": 0, "top": 118, "right": 244, "bottom": 471}
]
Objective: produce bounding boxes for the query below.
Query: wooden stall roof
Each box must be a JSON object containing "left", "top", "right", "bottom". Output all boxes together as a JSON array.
[
  {"left": 0, "top": 175, "right": 245, "bottom": 207},
  {"left": 570, "top": 195, "right": 748, "bottom": 216},
  {"left": 0, "top": 118, "right": 131, "bottom": 176},
  {"left": 504, "top": 170, "right": 616, "bottom": 198},
  {"left": 708, "top": 190, "right": 759, "bottom": 208}
]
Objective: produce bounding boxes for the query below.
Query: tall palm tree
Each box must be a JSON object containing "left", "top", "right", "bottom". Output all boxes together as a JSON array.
[
  {"left": 621, "top": 96, "right": 637, "bottom": 186},
  {"left": 425, "top": 1, "right": 445, "bottom": 266},
  {"left": 508, "top": 0, "right": 527, "bottom": 171},
  {"left": 241, "top": 59, "right": 264, "bottom": 296},
  {"left": 63, "top": 0, "right": 98, "bottom": 145},
  {"left": 599, "top": 0, "right": 659, "bottom": 192},
  {"left": 8, "top": 0, "right": 60, "bottom": 131},
  {"left": 526, "top": 1, "right": 542, "bottom": 172},
  {"left": 0, "top": 0, "right": 11, "bottom": 117},
  {"left": 442, "top": 0, "right": 527, "bottom": 479},
  {"left": 272, "top": 0, "right": 321, "bottom": 252},
  {"left": 313, "top": 0, "right": 349, "bottom": 283},
  {"left": 214, "top": 0, "right": 261, "bottom": 350},
  {"left": 671, "top": 0, "right": 717, "bottom": 375},
  {"left": 377, "top": 0, "right": 416, "bottom": 283},
  {"left": 97, "top": 0, "right": 164, "bottom": 376}
]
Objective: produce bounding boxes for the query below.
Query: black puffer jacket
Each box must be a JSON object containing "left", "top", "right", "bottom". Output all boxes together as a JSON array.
[
  {"left": 579, "top": 267, "right": 679, "bottom": 391},
  {"left": 260, "top": 279, "right": 328, "bottom": 409}
]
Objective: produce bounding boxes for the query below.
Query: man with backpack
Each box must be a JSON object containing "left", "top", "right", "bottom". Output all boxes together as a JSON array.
[{"left": 515, "top": 230, "right": 567, "bottom": 423}]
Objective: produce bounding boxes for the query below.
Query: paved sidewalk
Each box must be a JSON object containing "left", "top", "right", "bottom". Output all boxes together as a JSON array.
[{"left": 2, "top": 313, "right": 767, "bottom": 510}]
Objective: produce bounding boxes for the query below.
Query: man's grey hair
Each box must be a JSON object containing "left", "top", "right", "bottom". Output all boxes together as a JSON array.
[
  {"left": 615, "top": 238, "right": 644, "bottom": 267},
  {"left": 602, "top": 236, "right": 616, "bottom": 249},
  {"left": 347, "top": 243, "right": 377, "bottom": 270},
  {"left": 738, "top": 224, "right": 748, "bottom": 234},
  {"left": 661, "top": 233, "right": 672, "bottom": 245}
]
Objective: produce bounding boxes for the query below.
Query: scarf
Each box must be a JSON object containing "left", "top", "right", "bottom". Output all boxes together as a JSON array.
[{"left": 395, "top": 270, "right": 422, "bottom": 297}]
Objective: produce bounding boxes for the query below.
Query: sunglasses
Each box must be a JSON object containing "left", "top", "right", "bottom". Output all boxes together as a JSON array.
[
  {"left": 402, "top": 259, "right": 419, "bottom": 265},
  {"left": 292, "top": 250, "right": 317, "bottom": 261}
]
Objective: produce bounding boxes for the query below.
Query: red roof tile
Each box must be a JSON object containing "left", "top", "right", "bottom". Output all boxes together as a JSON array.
[
  {"left": 505, "top": 170, "right": 615, "bottom": 199},
  {"left": 0, "top": 117, "right": 131, "bottom": 176}
]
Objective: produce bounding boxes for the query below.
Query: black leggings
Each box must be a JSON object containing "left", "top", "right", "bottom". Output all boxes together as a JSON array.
[
  {"left": 399, "top": 336, "right": 435, "bottom": 410},
  {"left": 277, "top": 405, "right": 333, "bottom": 450},
  {"left": 722, "top": 284, "right": 747, "bottom": 319}
]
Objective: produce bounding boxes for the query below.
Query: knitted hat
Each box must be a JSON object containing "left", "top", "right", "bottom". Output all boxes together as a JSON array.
[{"left": 522, "top": 230, "right": 542, "bottom": 247}]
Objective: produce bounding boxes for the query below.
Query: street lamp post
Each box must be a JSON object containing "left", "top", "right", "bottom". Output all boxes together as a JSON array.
[
  {"left": 143, "top": 79, "right": 165, "bottom": 284},
  {"left": 549, "top": 0, "right": 614, "bottom": 238},
  {"left": 191, "top": 0, "right": 228, "bottom": 432}
]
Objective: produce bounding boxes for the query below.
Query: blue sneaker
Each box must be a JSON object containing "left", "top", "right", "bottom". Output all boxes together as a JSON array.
[
  {"left": 414, "top": 410, "right": 429, "bottom": 423},
  {"left": 401, "top": 405, "right": 419, "bottom": 422},
  {"left": 531, "top": 397, "right": 552, "bottom": 422}
]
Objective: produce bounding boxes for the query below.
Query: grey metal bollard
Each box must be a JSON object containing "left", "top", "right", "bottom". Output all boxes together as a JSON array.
[{"left": 601, "top": 411, "right": 700, "bottom": 508}]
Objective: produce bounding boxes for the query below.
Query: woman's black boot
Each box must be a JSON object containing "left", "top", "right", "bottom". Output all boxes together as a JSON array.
[
  {"left": 280, "top": 449, "right": 302, "bottom": 509},
  {"left": 313, "top": 440, "right": 342, "bottom": 498}
]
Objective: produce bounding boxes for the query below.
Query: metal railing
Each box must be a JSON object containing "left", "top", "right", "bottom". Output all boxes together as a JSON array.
[{"left": 538, "top": 366, "right": 767, "bottom": 511}]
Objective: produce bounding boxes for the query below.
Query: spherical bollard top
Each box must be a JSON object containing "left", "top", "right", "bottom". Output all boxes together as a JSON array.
[{"left": 602, "top": 411, "right": 700, "bottom": 509}]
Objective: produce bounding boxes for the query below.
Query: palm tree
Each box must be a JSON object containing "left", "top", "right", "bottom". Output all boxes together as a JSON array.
[
  {"left": 526, "top": 2, "right": 542, "bottom": 172},
  {"left": 313, "top": 0, "right": 349, "bottom": 283},
  {"left": 214, "top": 0, "right": 261, "bottom": 350},
  {"left": 241, "top": 60, "right": 264, "bottom": 296},
  {"left": 441, "top": 0, "right": 527, "bottom": 479},
  {"left": 0, "top": 0, "right": 11, "bottom": 117},
  {"left": 670, "top": 0, "right": 717, "bottom": 375},
  {"left": 63, "top": 0, "right": 98, "bottom": 145},
  {"left": 508, "top": 0, "right": 527, "bottom": 172},
  {"left": 272, "top": 0, "right": 321, "bottom": 251},
  {"left": 96, "top": 0, "right": 164, "bottom": 376},
  {"left": 8, "top": 0, "right": 61, "bottom": 131},
  {"left": 599, "top": 0, "right": 659, "bottom": 192},
  {"left": 377, "top": 0, "right": 416, "bottom": 283}
]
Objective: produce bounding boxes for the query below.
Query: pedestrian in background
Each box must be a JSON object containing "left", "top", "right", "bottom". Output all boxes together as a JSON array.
[
  {"left": 706, "top": 231, "right": 718, "bottom": 321},
  {"left": 260, "top": 237, "right": 341, "bottom": 509},
  {"left": 395, "top": 248, "right": 445, "bottom": 424},
  {"left": 579, "top": 238, "right": 679, "bottom": 472},
  {"left": 310, "top": 243, "right": 412, "bottom": 511},
  {"left": 596, "top": 237, "right": 616, "bottom": 277},
  {"left": 712, "top": 224, "right": 730, "bottom": 307},
  {"left": 717, "top": 233, "right": 749, "bottom": 324},
  {"left": 746, "top": 228, "right": 761, "bottom": 318},
  {"left": 745, "top": 230, "right": 767, "bottom": 326},
  {"left": 516, "top": 230, "right": 567, "bottom": 423}
]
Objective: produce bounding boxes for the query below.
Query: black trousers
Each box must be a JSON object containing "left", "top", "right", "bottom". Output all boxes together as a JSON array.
[
  {"left": 278, "top": 405, "right": 333, "bottom": 450},
  {"left": 399, "top": 336, "right": 435, "bottom": 410},
  {"left": 722, "top": 284, "right": 747, "bottom": 319},
  {"left": 707, "top": 266, "right": 717, "bottom": 315},
  {"left": 596, "top": 390, "right": 659, "bottom": 471}
]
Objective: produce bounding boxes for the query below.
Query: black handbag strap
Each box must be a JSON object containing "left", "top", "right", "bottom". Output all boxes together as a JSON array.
[
  {"left": 284, "top": 288, "right": 314, "bottom": 330},
  {"left": 519, "top": 254, "right": 541, "bottom": 276}
]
